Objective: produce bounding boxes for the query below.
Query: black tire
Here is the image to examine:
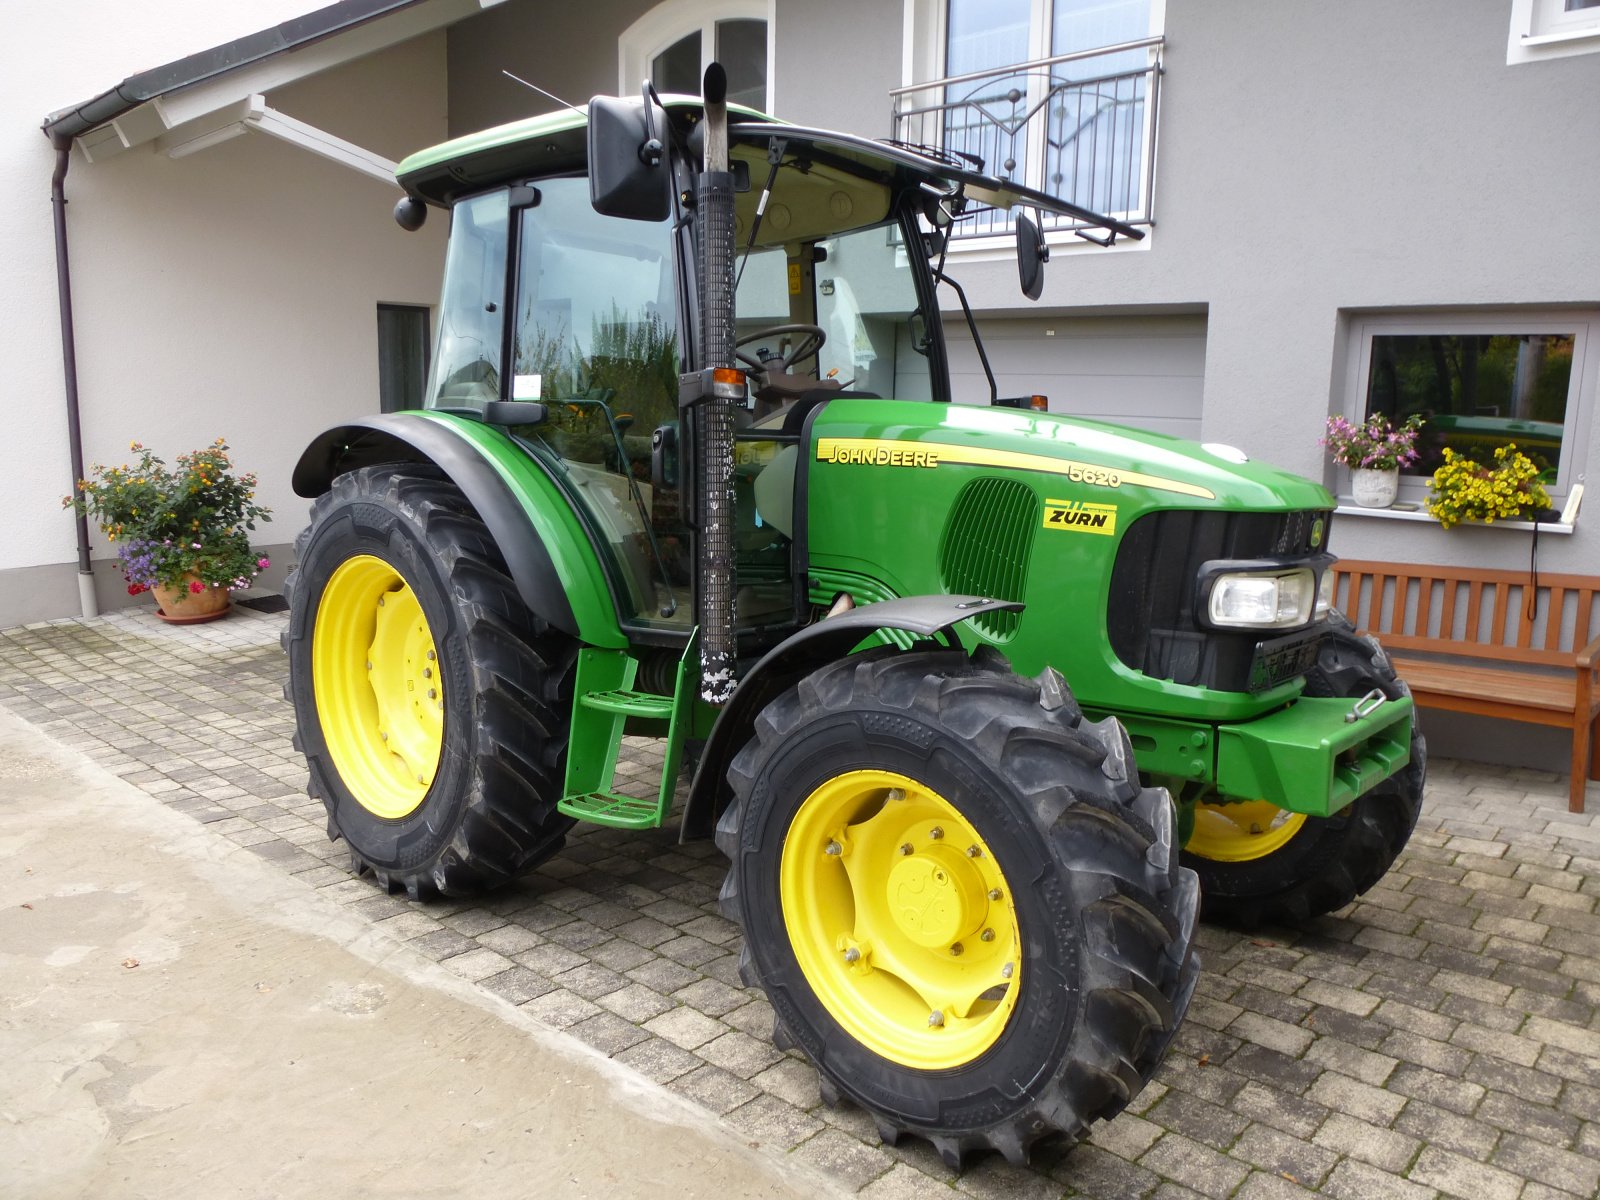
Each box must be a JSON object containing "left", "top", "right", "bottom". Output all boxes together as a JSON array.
[
  {"left": 716, "top": 647, "right": 1200, "bottom": 1168},
  {"left": 283, "top": 463, "right": 576, "bottom": 899},
  {"left": 1182, "top": 611, "right": 1427, "bottom": 927}
]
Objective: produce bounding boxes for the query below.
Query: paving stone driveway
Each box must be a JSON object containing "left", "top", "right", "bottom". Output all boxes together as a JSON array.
[{"left": 3, "top": 605, "right": 1598, "bottom": 1200}]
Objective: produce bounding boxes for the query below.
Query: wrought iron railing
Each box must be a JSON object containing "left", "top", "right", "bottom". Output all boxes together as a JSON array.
[{"left": 890, "top": 37, "right": 1164, "bottom": 239}]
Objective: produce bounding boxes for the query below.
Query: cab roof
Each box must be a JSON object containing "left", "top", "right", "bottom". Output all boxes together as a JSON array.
[{"left": 395, "top": 96, "right": 1142, "bottom": 241}]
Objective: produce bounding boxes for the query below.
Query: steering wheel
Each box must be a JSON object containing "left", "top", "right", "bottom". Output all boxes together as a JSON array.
[{"left": 734, "top": 324, "right": 827, "bottom": 372}]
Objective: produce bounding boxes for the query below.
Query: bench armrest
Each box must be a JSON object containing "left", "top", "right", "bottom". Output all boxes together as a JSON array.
[{"left": 1580, "top": 633, "right": 1600, "bottom": 671}]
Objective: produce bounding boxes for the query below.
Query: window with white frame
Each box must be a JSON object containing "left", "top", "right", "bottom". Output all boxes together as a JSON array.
[
  {"left": 619, "top": 0, "right": 771, "bottom": 112},
  {"left": 1507, "top": 0, "right": 1600, "bottom": 64},
  {"left": 1343, "top": 311, "right": 1597, "bottom": 503},
  {"left": 899, "top": 0, "right": 1164, "bottom": 236}
]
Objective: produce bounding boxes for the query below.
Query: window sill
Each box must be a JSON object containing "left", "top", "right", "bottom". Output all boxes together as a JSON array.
[{"left": 1333, "top": 504, "right": 1575, "bottom": 534}]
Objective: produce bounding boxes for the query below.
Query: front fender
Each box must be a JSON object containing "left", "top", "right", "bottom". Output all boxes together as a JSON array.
[
  {"left": 293, "top": 413, "right": 624, "bottom": 648},
  {"left": 678, "top": 595, "right": 1024, "bottom": 841}
]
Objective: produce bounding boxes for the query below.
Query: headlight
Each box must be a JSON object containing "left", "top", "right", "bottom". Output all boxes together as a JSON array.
[
  {"left": 1207, "top": 568, "right": 1317, "bottom": 629},
  {"left": 1314, "top": 569, "right": 1335, "bottom": 620}
]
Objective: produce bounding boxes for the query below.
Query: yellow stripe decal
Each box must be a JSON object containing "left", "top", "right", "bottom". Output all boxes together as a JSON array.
[{"left": 815, "top": 437, "right": 1216, "bottom": 500}]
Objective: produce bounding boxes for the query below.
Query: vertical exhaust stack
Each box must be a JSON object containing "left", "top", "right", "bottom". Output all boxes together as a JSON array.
[{"left": 696, "top": 63, "right": 739, "bottom": 704}]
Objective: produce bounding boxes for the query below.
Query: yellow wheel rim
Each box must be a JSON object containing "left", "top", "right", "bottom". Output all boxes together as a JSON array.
[
  {"left": 1185, "top": 799, "right": 1307, "bottom": 862},
  {"left": 311, "top": 554, "right": 444, "bottom": 820},
  {"left": 779, "top": 769, "right": 1021, "bottom": 1070}
]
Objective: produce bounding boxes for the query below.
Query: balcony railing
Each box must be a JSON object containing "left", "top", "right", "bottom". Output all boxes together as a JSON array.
[{"left": 890, "top": 37, "right": 1164, "bottom": 240}]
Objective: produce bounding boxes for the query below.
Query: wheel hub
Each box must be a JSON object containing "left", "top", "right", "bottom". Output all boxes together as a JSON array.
[
  {"left": 1185, "top": 797, "right": 1307, "bottom": 862},
  {"left": 886, "top": 843, "right": 987, "bottom": 949},
  {"left": 779, "top": 769, "right": 1021, "bottom": 1070},
  {"left": 311, "top": 554, "right": 444, "bottom": 820}
]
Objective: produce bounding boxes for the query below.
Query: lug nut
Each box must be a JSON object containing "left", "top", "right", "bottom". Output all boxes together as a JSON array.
[
  {"left": 366, "top": 661, "right": 373, "bottom": 670},
  {"left": 950, "top": 943, "right": 963, "bottom": 956},
  {"left": 377, "top": 596, "right": 385, "bottom": 607},
  {"left": 886, "top": 788, "right": 904, "bottom": 801},
  {"left": 423, "top": 667, "right": 432, "bottom": 679},
  {"left": 899, "top": 843, "right": 913, "bottom": 856},
  {"left": 981, "top": 929, "right": 995, "bottom": 942},
  {"left": 928, "top": 1011, "right": 944, "bottom": 1027},
  {"left": 967, "top": 845, "right": 982, "bottom": 858},
  {"left": 1001, "top": 963, "right": 1014, "bottom": 979},
  {"left": 824, "top": 841, "right": 842, "bottom": 857},
  {"left": 380, "top": 731, "right": 389, "bottom": 742},
  {"left": 928, "top": 827, "right": 944, "bottom": 840},
  {"left": 988, "top": 888, "right": 1003, "bottom": 901},
  {"left": 428, "top": 689, "right": 437, "bottom": 699},
  {"left": 843, "top": 947, "right": 860, "bottom": 964},
  {"left": 427, "top": 650, "right": 436, "bottom": 661},
  {"left": 417, "top": 774, "right": 424, "bottom": 784}
]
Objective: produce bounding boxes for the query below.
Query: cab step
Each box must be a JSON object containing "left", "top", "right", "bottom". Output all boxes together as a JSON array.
[{"left": 558, "top": 632, "right": 699, "bottom": 830}]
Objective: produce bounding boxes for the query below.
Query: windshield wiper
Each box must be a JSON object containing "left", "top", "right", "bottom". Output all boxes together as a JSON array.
[{"left": 734, "top": 137, "right": 787, "bottom": 291}]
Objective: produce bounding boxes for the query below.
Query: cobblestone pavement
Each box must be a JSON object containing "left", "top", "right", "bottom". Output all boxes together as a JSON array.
[{"left": 3, "top": 605, "right": 1599, "bottom": 1200}]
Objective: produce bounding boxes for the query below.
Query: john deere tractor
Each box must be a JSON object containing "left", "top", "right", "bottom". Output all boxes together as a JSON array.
[{"left": 283, "top": 69, "right": 1422, "bottom": 1167}]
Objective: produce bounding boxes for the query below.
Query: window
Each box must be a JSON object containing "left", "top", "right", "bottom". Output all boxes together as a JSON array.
[
  {"left": 427, "top": 190, "right": 507, "bottom": 412},
  {"left": 377, "top": 304, "right": 431, "bottom": 412},
  {"left": 1345, "top": 311, "right": 1597, "bottom": 503},
  {"left": 619, "top": 0, "right": 771, "bottom": 112},
  {"left": 511, "top": 176, "right": 687, "bottom": 625},
  {"left": 899, "top": 0, "right": 1164, "bottom": 236},
  {"left": 1507, "top": 0, "right": 1600, "bottom": 64}
]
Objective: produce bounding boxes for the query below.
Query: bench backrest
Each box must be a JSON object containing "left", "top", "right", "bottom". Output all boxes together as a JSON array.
[{"left": 1332, "top": 559, "right": 1600, "bottom": 667}]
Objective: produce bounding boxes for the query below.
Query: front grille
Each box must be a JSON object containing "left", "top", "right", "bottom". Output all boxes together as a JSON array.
[{"left": 1108, "top": 508, "right": 1333, "bottom": 692}]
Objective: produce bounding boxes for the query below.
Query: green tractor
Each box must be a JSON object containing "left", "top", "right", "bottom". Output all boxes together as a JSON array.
[{"left": 283, "top": 69, "right": 1422, "bottom": 1167}]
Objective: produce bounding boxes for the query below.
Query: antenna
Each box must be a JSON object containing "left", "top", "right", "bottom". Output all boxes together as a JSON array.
[{"left": 501, "top": 71, "right": 584, "bottom": 116}]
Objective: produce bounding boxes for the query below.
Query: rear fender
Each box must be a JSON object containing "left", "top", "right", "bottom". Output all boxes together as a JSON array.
[
  {"left": 678, "top": 595, "right": 1024, "bottom": 841},
  {"left": 293, "top": 413, "right": 624, "bottom": 648}
]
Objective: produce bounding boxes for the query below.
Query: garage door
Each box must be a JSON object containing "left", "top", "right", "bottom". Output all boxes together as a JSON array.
[{"left": 942, "top": 314, "right": 1208, "bottom": 441}]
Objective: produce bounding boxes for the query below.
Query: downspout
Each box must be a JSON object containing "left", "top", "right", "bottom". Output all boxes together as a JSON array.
[{"left": 50, "top": 137, "right": 98, "bottom": 618}]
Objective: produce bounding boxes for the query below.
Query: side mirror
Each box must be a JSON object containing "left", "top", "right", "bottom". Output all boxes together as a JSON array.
[
  {"left": 588, "top": 93, "right": 671, "bottom": 221},
  {"left": 1016, "top": 212, "right": 1049, "bottom": 301}
]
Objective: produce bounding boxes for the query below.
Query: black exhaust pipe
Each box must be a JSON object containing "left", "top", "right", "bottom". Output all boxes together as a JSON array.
[{"left": 696, "top": 63, "right": 739, "bottom": 704}]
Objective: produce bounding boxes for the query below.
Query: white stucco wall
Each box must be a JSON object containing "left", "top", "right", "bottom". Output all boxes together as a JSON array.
[{"left": 2, "top": 3, "right": 449, "bottom": 624}]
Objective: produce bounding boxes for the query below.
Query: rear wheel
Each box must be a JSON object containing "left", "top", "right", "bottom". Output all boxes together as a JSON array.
[
  {"left": 283, "top": 464, "right": 576, "bottom": 898},
  {"left": 717, "top": 648, "right": 1199, "bottom": 1167},
  {"left": 1181, "top": 613, "right": 1426, "bottom": 927}
]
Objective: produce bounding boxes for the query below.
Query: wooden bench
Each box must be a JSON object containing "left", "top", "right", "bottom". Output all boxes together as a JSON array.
[{"left": 1331, "top": 559, "right": 1600, "bottom": 813}]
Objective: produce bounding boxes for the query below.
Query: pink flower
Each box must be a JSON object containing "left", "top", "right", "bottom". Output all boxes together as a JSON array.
[
  {"left": 192, "top": 542, "right": 202, "bottom": 550},
  {"left": 188, "top": 580, "right": 204, "bottom": 594},
  {"left": 257, "top": 557, "right": 270, "bottom": 569}
]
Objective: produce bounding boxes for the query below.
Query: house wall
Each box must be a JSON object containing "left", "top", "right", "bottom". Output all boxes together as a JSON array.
[
  {"left": 1, "top": 5, "right": 449, "bottom": 625},
  {"left": 920, "top": 0, "right": 1599, "bottom": 574}
]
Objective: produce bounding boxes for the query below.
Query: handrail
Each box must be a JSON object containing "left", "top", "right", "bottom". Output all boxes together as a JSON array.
[
  {"left": 889, "top": 37, "right": 1166, "bottom": 97},
  {"left": 890, "top": 38, "right": 1165, "bottom": 237}
]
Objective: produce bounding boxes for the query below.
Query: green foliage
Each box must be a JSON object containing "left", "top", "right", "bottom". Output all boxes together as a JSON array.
[
  {"left": 65, "top": 439, "right": 272, "bottom": 594},
  {"left": 1425, "top": 443, "right": 1551, "bottom": 529}
]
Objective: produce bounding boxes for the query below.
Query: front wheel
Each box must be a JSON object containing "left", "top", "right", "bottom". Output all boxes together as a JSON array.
[
  {"left": 1181, "top": 612, "right": 1426, "bottom": 927},
  {"left": 716, "top": 648, "right": 1199, "bottom": 1168},
  {"left": 283, "top": 464, "right": 576, "bottom": 899}
]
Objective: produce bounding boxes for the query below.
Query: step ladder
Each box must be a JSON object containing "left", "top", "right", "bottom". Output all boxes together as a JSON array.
[{"left": 556, "top": 631, "right": 697, "bottom": 830}]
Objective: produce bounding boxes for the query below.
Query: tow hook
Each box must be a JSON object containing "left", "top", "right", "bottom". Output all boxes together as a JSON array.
[{"left": 1345, "top": 689, "right": 1386, "bottom": 724}]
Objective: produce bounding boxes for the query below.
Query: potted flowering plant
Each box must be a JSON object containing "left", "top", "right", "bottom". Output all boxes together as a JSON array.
[
  {"left": 1426, "top": 443, "right": 1551, "bottom": 529},
  {"left": 1321, "top": 413, "right": 1424, "bottom": 508},
  {"left": 66, "top": 439, "right": 272, "bottom": 623}
]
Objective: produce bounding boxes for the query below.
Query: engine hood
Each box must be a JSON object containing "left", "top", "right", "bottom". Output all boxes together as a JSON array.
[{"left": 809, "top": 399, "right": 1334, "bottom": 514}]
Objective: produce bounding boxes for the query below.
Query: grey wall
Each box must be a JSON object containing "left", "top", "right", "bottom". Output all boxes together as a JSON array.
[
  {"left": 447, "top": 0, "right": 659, "bottom": 135},
  {"left": 773, "top": 0, "right": 900, "bottom": 137}
]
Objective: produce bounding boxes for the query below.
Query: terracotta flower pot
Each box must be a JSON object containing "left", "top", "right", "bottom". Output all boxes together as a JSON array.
[{"left": 151, "top": 575, "right": 231, "bottom": 624}]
